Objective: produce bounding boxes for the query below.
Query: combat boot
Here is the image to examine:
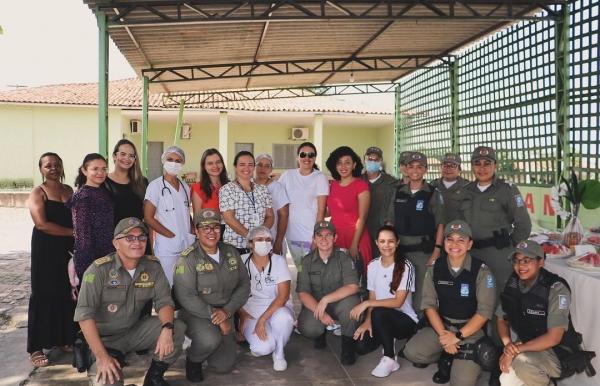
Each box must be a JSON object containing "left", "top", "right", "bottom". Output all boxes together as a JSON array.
[
  {"left": 142, "top": 360, "right": 170, "bottom": 386},
  {"left": 340, "top": 336, "right": 356, "bottom": 366},
  {"left": 186, "top": 358, "right": 204, "bottom": 383},
  {"left": 432, "top": 352, "right": 453, "bottom": 384},
  {"left": 314, "top": 331, "right": 327, "bottom": 349}
]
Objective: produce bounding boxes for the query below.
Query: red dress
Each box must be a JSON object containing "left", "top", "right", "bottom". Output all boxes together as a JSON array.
[{"left": 327, "top": 178, "right": 372, "bottom": 271}]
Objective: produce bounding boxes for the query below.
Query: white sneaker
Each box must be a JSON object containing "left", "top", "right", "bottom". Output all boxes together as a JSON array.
[
  {"left": 273, "top": 357, "right": 288, "bottom": 371},
  {"left": 250, "top": 350, "right": 262, "bottom": 357},
  {"left": 371, "top": 356, "right": 400, "bottom": 378}
]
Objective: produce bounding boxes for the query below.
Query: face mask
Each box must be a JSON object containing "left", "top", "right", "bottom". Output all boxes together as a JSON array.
[
  {"left": 163, "top": 161, "right": 183, "bottom": 176},
  {"left": 254, "top": 241, "right": 272, "bottom": 256},
  {"left": 365, "top": 160, "right": 382, "bottom": 173}
]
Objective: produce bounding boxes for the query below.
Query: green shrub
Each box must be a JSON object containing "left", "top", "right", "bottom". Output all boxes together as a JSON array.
[{"left": 0, "top": 178, "right": 33, "bottom": 189}]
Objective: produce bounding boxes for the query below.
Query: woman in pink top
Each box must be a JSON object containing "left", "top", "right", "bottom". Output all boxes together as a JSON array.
[{"left": 325, "top": 146, "right": 372, "bottom": 273}]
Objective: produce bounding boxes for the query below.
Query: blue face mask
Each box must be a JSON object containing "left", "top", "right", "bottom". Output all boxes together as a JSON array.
[{"left": 365, "top": 160, "right": 382, "bottom": 173}]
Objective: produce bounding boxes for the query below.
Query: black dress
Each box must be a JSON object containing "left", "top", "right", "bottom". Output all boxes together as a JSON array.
[{"left": 27, "top": 189, "right": 76, "bottom": 353}]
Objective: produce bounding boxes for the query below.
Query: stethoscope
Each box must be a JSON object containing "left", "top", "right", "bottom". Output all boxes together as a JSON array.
[
  {"left": 245, "top": 252, "right": 273, "bottom": 292},
  {"left": 161, "top": 175, "right": 189, "bottom": 212}
]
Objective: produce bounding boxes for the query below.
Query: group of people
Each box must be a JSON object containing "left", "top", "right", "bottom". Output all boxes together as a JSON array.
[{"left": 26, "top": 140, "right": 593, "bottom": 386}]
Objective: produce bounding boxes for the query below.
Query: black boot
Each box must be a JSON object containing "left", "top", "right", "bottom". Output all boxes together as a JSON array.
[
  {"left": 488, "top": 366, "right": 501, "bottom": 386},
  {"left": 340, "top": 336, "right": 356, "bottom": 366},
  {"left": 314, "top": 331, "right": 327, "bottom": 349},
  {"left": 186, "top": 358, "right": 204, "bottom": 383},
  {"left": 432, "top": 352, "right": 453, "bottom": 384},
  {"left": 142, "top": 360, "right": 170, "bottom": 386}
]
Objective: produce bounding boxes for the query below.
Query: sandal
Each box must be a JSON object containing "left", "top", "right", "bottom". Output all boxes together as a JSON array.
[{"left": 30, "top": 351, "right": 49, "bottom": 367}]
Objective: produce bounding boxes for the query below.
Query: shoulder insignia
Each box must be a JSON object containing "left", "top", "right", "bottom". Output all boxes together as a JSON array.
[
  {"left": 146, "top": 255, "right": 160, "bottom": 262},
  {"left": 94, "top": 255, "right": 113, "bottom": 266},
  {"left": 551, "top": 281, "right": 564, "bottom": 289},
  {"left": 83, "top": 272, "right": 95, "bottom": 283},
  {"left": 181, "top": 245, "right": 196, "bottom": 257}
]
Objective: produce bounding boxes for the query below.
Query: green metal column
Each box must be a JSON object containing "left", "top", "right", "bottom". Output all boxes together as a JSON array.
[
  {"left": 174, "top": 98, "right": 185, "bottom": 146},
  {"left": 554, "top": 4, "right": 570, "bottom": 228},
  {"left": 393, "top": 84, "right": 401, "bottom": 177},
  {"left": 449, "top": 59, "right": 460, "bottom": 154},
  {"left": 97, "top": 9, "right": 109, "bottom": 158},
  {"left": 141, "top": 76, "right": 149, "bottom": 176}
]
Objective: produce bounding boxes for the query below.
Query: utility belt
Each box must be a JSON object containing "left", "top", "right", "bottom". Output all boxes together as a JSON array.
[
  {"left": 72, "top": 331, "right": 127, "bottom": 373},
  {"left": 398, "top": 236, "right": 434, "bottom": 254},
  {"left": 472, "top": 229, "right": 511, "bottom": 250}
]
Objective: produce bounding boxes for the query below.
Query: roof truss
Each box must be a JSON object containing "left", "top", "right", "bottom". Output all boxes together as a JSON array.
[{"left": 100, "top": 0, "right": 562, "bottom": 27}]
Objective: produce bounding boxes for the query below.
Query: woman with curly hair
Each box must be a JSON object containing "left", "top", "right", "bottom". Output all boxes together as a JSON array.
[{"left": 325, "top": 146, "right": 372, "bottom": 272}]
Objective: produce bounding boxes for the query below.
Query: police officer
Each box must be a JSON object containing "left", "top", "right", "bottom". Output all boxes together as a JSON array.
[
  {"left": 431, "top": 153, "right": 470, "bottom": 224},
  {"left": 398, "top": 150, "right": 414, "bottom": 184},
  {"left": 403, "top": 220, "right": 497, "bottom": 386},
  {"left": 74, "top": 217, "right": 185, "bottom": 386},
  {"left": 385, "top": 151, "right": 445, "bottom": 313},
  {"left": 362, "top": 146, "right": 398, "bottom": 255},
  {"left": 297, "top": 221, "right": 361, "bottom": 365},
  {"left": 173, "top": 208, "right": 250, "bottom": 382},
  {"left": 497, "top": 240, "right": 591, "bottom": 386},
  {"left": 464, "top": 146, "right": 531, "bottom": 291}
]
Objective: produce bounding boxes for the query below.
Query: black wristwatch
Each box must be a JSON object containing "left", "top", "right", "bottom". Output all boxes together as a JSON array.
[
  {"left": 162, "top": 322, "right": 175, "bottom": 331},
  {"left": 455, "top": 330, "right": 464, "bottom": 341},
  {"left": 435, "top": 244, "right": 443, "bottom": 250}
]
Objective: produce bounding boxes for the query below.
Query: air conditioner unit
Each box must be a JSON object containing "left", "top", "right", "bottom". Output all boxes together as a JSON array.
[
  {"left": 290, "top": 127, "right": 309, "bottom": 140},
  {"left": 130, "top": 120, "right": 141, "bottom": 134}
]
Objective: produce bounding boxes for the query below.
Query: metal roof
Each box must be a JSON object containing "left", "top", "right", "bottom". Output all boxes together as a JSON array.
[{"left": 84, "top": 0, "right": 564, "bottom": 93}]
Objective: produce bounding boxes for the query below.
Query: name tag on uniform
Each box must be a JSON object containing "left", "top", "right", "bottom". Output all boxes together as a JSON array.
[
  {"left": 437, "top": 280, "right": 453, "bottom": 286},
  {"left": 106, "top": 285, "right": 128, "bottom": 289},
  {"left": 134, "top": 281, "right": 155, "bottom": 288},
  {"left": 460, "top": 283, "right": 469, "bottom": 297},
  {"left": 309, "top": 271, "right": 321, "bottom": 275},
  {"left": 526, "top": 308, "right": 546, "bottom": 316},
  {"left": 396, "top": 199, "right": 408, "bottom": 203}
]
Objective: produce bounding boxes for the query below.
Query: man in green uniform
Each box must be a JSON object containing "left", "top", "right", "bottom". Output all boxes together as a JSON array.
[
  {"left": 403, "top": 220, "right": 497, "bottom": 386},
  {"left": 431, "top": 153, "right": 470, "bottom": 224},
  {"left": 464, "top": 146, "right": 531, "bottom": 291},
  {"left": 74, "top": 217, "right": 185, "bottom": 386},
  {"left": 297, "top": 221, "right": 361, "bottom": 365},
  {"left": 398, "top": 150, "right": 414, "bottom": 184},
  {"left": 497, "top": 240, "right": 593, "bottom": 386},
  {"left": 173, "top": 209, "right": 250, "bottom": 382},
  {"left": 362, "top": 146, "right": 398, "bottom": 255}
]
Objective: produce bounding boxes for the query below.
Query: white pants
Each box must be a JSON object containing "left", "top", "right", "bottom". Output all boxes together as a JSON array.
[
  {"left": 243, "top": 307, "right": 294, "bottom": 360},
  {"left": 155, "top": 253, "right": 178, "bottom": 287}
]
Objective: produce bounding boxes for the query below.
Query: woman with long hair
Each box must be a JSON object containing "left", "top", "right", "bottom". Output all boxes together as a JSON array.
[
  {"left": 350, "top": 225, "right": 418, "bottom": 378},
  {"left": 277, "top": 142, "right": 329, "bottom": 270},
  {"left": 219, "top": 151, "right": 274, "bottom": 254},
  {"left": 68, "top": 153, "right": 115, "bottom": 280},
  {"left": 27, "top": 152, "right": 77, "bottom": 367},
  {"left": 191, "top": 148, "right": 229, "bottom": 213},
  {"left": 325, "top": 146, "right": 372, "bottom": 273},
  {"left": 104, "top": 139, "right": 148, "bottom": 222}
]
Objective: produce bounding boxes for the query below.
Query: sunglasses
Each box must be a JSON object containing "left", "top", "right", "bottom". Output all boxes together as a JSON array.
[{"left": 299, "top": 152, "right": 316, "bottom": 159}]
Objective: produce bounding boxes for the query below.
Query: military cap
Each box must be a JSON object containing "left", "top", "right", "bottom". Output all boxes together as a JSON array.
[
  {"left": 511, "top": 240, "right": 545, "bottom": 260},
  {"left": 314, "top": 220, "right": 336, "bottom": 235},
  {"left": 408, "top": 151, "right": 428, "bottom": 167},
  {"left": 441, "top": 153, "right": 461, "bottom": 166},
  {"left": 193, "top": 208, "right": 221, "bottom": 226},
  {"left": 399, "top": 151, "right": 414, "bottom": 165},
  {"left": 114, "top": 217, "right": 148, "bottom": 238},
  {"left": 365, "top": 146, "right": 383, "bottom": 158},
  {"left": 471, "top": 146, "right": 497, "bottom": 163},
  {"left": 444, "top": 220, "right": 472, "bottom": 239}
]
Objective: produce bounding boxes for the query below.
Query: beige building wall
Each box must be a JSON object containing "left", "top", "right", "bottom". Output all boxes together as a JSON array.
[{"left": 0, "top": 105, "right": 35, "bottom": 182}]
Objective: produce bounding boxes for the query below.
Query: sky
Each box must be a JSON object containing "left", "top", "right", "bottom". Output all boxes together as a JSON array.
[{"left": 0, "top": 0, "right": 136, "bottom": 90}]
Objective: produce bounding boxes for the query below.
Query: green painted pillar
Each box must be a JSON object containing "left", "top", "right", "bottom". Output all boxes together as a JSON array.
[
  {"left": 449, "top": 59, "right": 460, "bottom": 154},
  {"left": 174, "top": 98, "right": 185, "bottom": 146},
  {"left": 97, "top": 9, "right": 109, "bottom": 157},
  {"left": 141, "top": 76, "right": 149, "bottom": 176},
  {"left": 393, "top": 84, "right": 401, "bottom": 177},
  {"left": 554, "top": 4, "right": 570, "bottom": 228}
]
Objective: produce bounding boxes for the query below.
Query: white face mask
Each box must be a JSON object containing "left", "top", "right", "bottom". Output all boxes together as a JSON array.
[
  {"left": 163, "top": 161, "right": 183, "bottom": 176},
  {"left": 254, "top": 241, "right": 272, "bottom": 256}
]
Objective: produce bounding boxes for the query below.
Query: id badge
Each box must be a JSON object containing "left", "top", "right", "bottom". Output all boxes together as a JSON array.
[{"left": 252, "top": 213, "right": 261, "bottom": 225}]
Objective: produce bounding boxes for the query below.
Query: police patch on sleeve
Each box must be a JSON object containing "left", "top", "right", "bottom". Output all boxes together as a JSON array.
[
  {"left": 83, "top": 273, "right": 95, "bottom": 283},
  {"left": 175, "top": 265, "right": 185, "bottom": 275},
  {"left": 486, "top": 273, "right": 495, "bottom": 288},
  {"left": 558, "top": 294, "right": 569, "bottom": 310},
  {"left": 514, "top": 194, "right": 525, "bottom": 207}
]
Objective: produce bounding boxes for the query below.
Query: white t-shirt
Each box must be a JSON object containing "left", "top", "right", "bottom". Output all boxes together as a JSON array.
[
  {"left": 266, "top": 180, "right": 290, "bottom": 253},
  {"left": 242, "top": 253, "right": 294, "bottom": 318},
  {"left": 367, "top": 258, "right": 419, "bottom": 323},
  {"left": 145, "top": 176, "right": 195, "bottom": 256},
  {"left": 278, "top": 169, "right": 329, "bottom": 242}
]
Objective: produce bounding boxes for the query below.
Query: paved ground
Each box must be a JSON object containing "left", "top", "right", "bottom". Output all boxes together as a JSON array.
[{"left": 0, "top": 207, "right": 495, "bottom": 386}]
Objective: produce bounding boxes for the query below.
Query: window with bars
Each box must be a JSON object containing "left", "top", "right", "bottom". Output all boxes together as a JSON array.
[{"left": 272, "top": 144, "right": 298, "bottom": 169}]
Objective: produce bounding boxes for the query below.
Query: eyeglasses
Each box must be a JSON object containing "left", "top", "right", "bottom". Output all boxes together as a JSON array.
[
  {"left": 299, "top": 152, "right": 316, "bottom": 159},
  {"left": 197, "top": 225, "right": 221, "bottom": 234},
  {"left": 442, "top": 163, "right": 458, "bottom": 169},
  {"left": 510, "top": 256, "right": 539, "bottom": 266},
  {"left": 118, "top": 152, "right": 136, "bottom": 160},
  {"left": 116, "top": 234, "right": 148, "bottom": 243}
]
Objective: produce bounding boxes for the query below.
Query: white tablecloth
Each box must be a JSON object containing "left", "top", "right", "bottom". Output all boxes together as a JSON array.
[{"left": 545, "top": 259, "right": 600, "bottom": 386}]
